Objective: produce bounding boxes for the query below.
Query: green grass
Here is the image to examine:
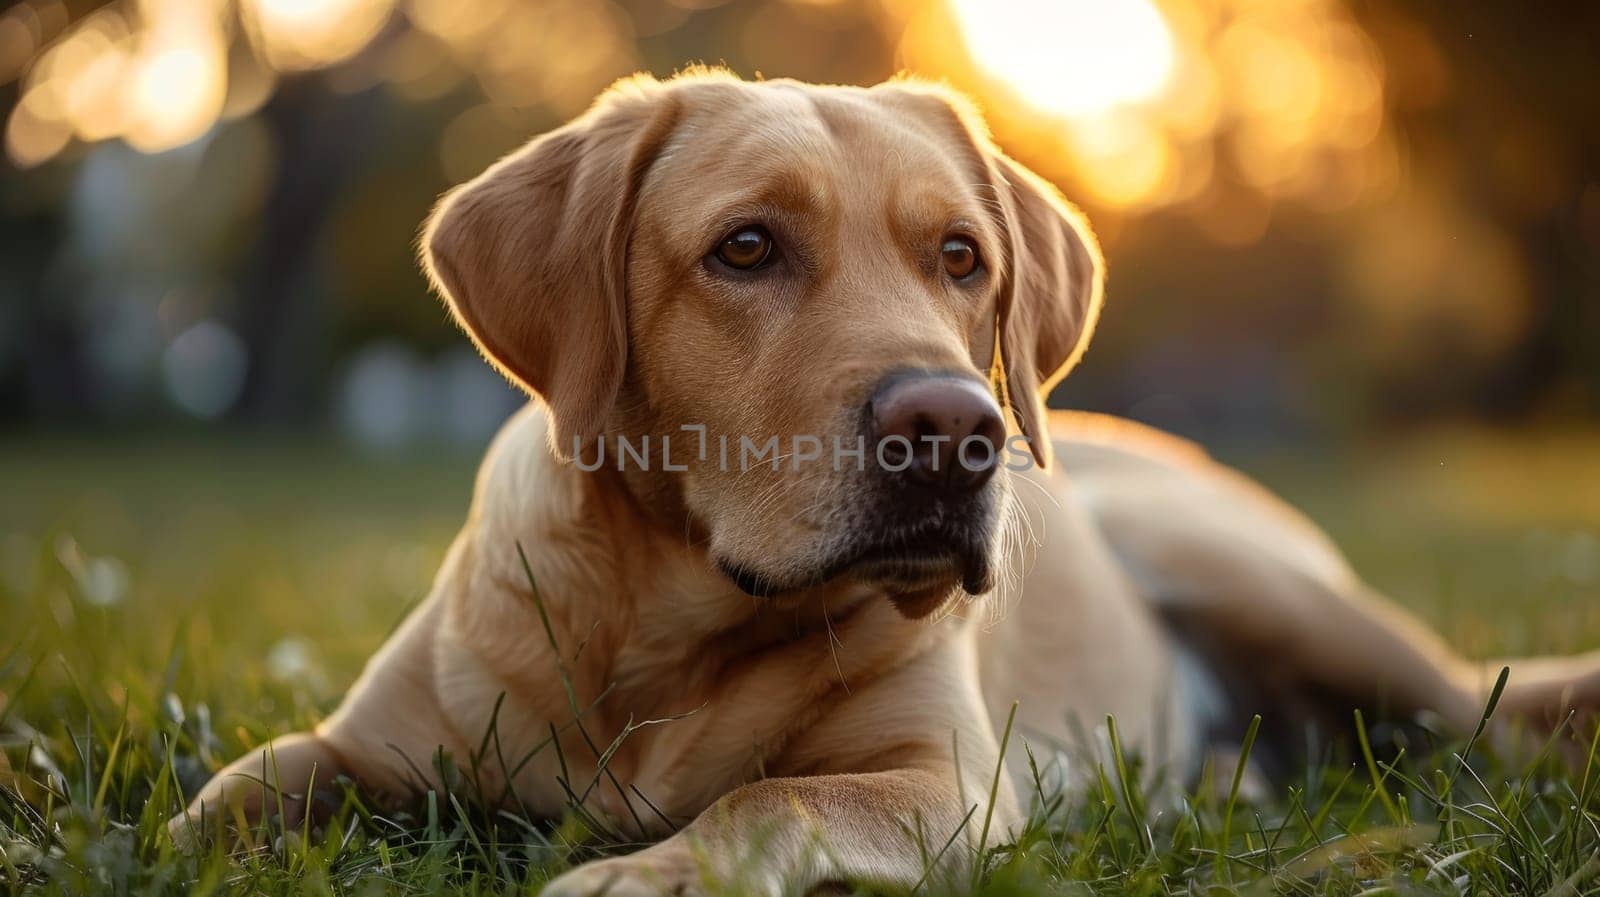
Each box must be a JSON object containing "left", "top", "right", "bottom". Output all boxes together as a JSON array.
[{"left": 3, "top": 429, "right": 1599, "bottom": 895}]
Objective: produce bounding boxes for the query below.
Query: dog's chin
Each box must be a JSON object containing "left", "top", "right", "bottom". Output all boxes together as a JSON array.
[
  {"left": 851, "top": 563, "right": 967, "bottom": 619},
  {"left": 847, "top": 550, "right": 992, "bottom": 616},
  {"left": 717, "top": 539, "right": 995, "bottom": 620}
]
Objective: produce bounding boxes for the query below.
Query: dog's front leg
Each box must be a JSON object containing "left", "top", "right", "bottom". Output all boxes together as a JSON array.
[
  {"left": 543, "top": 766, "right": 987, "bottom": 897},
  {"left": 166, "top": 731, "right": 350, "bottom": 850},
  {"left": 168, "top": 594, "right": 463, "bottom": 849}
]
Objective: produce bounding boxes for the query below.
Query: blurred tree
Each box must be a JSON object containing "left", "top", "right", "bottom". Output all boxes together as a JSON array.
[{"left": 233, "top": 79, "right": 380, "bottom": 422}]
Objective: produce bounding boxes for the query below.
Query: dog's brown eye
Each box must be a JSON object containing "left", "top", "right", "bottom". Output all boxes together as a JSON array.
[
  {"left": 941, "top": 237, "right": 979, "bottom": 279},
  {"left": 716, "top": 227, "right": 773, "bottom": 270}
]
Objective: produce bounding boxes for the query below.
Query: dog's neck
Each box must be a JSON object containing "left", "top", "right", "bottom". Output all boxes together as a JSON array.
[
  {"left": 581, "top": 458, "right": 882, "bottom": 650},
  {"left": 465, "top": 410, "right": 894, "bottom": 710}
]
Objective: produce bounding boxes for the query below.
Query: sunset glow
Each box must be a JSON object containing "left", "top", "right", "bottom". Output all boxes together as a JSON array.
[
  {"left": 909, "top": 0, "right": 1393, "bottom": 211},
  {"left": 4, "top": 0, "right": 1393, "bottom": 224},
  {"left": 949, "top": 0, "right": 1176, "bottom": 118}
]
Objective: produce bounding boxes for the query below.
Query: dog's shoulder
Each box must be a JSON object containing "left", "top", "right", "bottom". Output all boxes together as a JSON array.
[{"left": 469, "top": 403, "right": 587, "bottom": 539}]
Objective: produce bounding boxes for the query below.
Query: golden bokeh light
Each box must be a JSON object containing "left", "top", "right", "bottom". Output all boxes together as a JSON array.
[
  {"left": 950, "top": 0, "right": 1175, "bottom": 118},
  {"left": 902, "top": 0, "right": 1392, "bottom": 216},
  {"left": 5, "top": 88, "right": 69, "bottom": 168},
  {"left": 1062, "top": 112, "right": 1176, "bottom": 208},
  {"left": 241, "top": 0, "right": 395, "bottom": 72},
  {"left": 4, "top": 0, "right": 1395, "bottom": 238},
  {"left": 6, "top": 0, "right": 229, "bottom": 165},
  {"left": 126, "top": 43, "right": 225, "bottom": 152}
]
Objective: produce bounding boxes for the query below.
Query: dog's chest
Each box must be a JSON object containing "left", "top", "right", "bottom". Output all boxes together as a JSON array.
[
  {"left": 433, "top": 651, "right": 800, "bottom": 834},
  {"left": 439, "top": 568, "right": 922, "bottom": 834},
  {"left": 490, "top": 673, "right": 837, "bottom": 839}
]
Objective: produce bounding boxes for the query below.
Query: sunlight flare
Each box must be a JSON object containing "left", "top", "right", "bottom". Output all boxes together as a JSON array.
[{"left": 949, "top": 0, "right": 1176, "bottom": 117}]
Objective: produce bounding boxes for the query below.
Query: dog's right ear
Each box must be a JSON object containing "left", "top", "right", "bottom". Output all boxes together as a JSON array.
[{"left": 421, "top": 79, "right": 679, "bottom": 458}]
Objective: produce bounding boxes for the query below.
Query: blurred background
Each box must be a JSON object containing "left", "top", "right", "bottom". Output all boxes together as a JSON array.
[
  {"left": 3, "top": 0, "right": 1598, "bottom": 447},
  {"left": 3, "top": 0, "right": 1600, "bottom": 445},
  {"left": 1, "top": 0, "right": 1597, "bottom": 685}
]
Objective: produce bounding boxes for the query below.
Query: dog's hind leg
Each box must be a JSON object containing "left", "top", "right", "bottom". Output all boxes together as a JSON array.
[
  {"left": 1063, "top": 426, "right": 1598, "bottom": 746},
  {"left": 1486, "top": 651, "right": 1600, "bottom": 733}
]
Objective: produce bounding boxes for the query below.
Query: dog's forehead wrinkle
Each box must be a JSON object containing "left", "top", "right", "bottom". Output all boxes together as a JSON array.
[{"left": 665, "top": 84, "right": 970, "bottom": 210}]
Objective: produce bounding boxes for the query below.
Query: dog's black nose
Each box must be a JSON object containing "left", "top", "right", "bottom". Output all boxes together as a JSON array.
[{"left": 868, "top": 374, "right": 1006, "bottom": 493}]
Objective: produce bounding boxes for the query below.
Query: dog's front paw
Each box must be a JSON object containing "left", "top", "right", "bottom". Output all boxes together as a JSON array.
[
  {"left": 541, "top": 851, "right": 695, "bottom": 897},
  {"left": 166, "top": 811, "right": 206, "bottom": 854},
  {"left": 542, "top": 842, "right": 762, "bottom": 897}
]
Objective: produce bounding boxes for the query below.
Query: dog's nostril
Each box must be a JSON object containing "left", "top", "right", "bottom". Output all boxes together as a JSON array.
[{"left": 868, "top": 374, "right": 1006, "bottom": 493}]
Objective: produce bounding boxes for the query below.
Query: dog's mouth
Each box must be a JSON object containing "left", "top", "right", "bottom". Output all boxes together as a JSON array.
[{"left": 718, "top": 521, "right": 994, "bottom": 608}]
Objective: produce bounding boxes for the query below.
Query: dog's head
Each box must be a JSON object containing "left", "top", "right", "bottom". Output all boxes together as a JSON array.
[{"left": 423, "top": 72, "right": 1101, "bottom": 618}]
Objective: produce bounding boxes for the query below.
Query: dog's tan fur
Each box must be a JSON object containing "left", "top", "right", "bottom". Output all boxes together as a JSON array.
[{"left": 171, "top": 72, "right": 1600, "bottom": 895}]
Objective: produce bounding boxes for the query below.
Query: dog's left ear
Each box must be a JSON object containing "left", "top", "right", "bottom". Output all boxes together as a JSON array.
[{"left": 990, "top": 154, "right": 1104, "bottom": 469}]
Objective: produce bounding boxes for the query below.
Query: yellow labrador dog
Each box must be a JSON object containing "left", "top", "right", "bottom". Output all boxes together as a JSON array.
[{"left": 172, "top": 71, "right": 1600, "bottom": 894}]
